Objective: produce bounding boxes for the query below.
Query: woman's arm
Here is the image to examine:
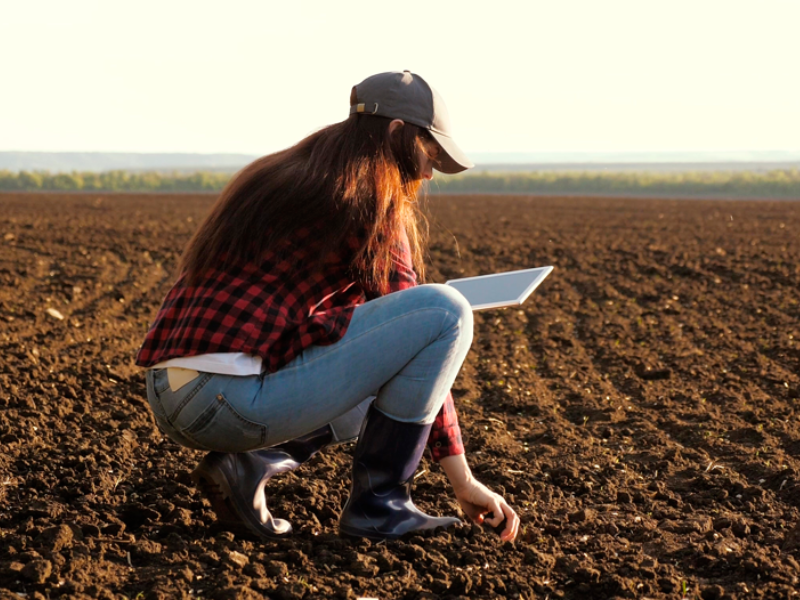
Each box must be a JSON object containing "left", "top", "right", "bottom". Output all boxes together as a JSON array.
[{"left": 440, "top": 453, "right": 520, "bottom": 542}]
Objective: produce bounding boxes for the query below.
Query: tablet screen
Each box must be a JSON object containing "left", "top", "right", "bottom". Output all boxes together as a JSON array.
[{"left": 445, "top": 266, "right": 553, "bottom": 311}]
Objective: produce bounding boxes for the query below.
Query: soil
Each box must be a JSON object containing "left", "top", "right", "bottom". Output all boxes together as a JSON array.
[{"left": 1, "top": 192, "right": 799, "bottom": 600}]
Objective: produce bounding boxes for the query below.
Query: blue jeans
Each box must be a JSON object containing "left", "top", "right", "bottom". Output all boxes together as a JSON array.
[{"left": 145, "top": 284, "right": 473, "bottom": 454}]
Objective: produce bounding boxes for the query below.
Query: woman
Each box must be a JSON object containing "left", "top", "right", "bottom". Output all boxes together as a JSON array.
[{"left": 136, "top": 71, "right": 520, "bottom": 542}]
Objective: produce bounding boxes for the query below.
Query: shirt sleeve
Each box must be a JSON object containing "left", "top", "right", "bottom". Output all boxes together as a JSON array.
[
  {"left": 428, "top": 391, "right": 465, "bottom": 462},
  {"left": 362, "top": 227, "right": 465, "bottom": 461}
]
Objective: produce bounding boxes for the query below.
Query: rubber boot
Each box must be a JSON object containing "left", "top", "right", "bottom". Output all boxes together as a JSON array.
[
  {"left": 339, "top": 404, "right": 461, "bottom": 540},
  {"left": 191, "top": 425, "right": 333, "bottom": 539}
]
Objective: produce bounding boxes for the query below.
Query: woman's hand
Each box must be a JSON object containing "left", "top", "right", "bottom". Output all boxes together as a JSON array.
[
  {"left": 452, "top": 478, "right": 520, "bottom": 542},
  {"left": 439, "top": 454, "right": 520, "bottom": 542}
]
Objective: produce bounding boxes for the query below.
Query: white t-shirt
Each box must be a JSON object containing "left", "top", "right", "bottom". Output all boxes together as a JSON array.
[{"left": 152, "top": 353, "right": 262, "bottom": 376}]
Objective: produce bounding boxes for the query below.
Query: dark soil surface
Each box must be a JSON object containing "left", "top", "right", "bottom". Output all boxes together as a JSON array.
[{"left": 1, "top": 192, "right": 799, "bottom": 600}]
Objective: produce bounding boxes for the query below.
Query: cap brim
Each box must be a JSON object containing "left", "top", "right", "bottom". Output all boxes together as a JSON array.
[{"left": 429, "top": 130, "right": 474, "bottom": 174}]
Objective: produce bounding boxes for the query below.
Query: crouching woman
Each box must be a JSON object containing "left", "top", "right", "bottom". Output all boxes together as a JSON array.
[{"left": 135, "top": 71, "right": 520, "bottom": 542}]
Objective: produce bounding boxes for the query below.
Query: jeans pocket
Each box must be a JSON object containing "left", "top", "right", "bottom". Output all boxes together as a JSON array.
[
  {"left": 146, "top": 369, "right": 170, "bottom": 422},
  {"left": 150, "top": 368, "right": 171, "bottom": 395},
  {"left": 182, "top": 391, "right": 268, "bottom": 453}
]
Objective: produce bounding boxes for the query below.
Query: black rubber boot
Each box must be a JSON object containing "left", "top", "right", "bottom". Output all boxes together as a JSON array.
[
  {"left": 191, "top": 425, "right": 333, "bottom": 539},
  {"left": 339, "top": 404, "right": 461, "bottom": 540}
]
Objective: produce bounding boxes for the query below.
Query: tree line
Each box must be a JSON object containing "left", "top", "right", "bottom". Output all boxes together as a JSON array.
[
  {"left": 432, "top": 169, "right": 800, "bottom": 198},
  {"left": 0, "top": 170, "right": 228, "bottom": 192},
  {"left": 1, "top": 168, "right": 799, "bottom": 198}
]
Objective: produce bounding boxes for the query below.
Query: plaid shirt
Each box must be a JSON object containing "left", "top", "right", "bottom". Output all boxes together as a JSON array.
[{"left": 136, "top": 224, "right": 464, "bottom": 461}]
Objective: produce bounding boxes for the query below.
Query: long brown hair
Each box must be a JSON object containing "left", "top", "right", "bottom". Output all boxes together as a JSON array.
[{"left": 179, "top": 114, "right": 431, "bottom": 294}]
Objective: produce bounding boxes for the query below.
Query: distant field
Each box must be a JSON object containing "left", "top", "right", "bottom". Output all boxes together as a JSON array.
[{"left": 1, "top": 168, "right": 800, "bottom": 199}]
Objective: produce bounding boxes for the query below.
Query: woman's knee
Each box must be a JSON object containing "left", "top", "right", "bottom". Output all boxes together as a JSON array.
[{"left": 414, "top": 283, "right": 473, "bottom": 336}]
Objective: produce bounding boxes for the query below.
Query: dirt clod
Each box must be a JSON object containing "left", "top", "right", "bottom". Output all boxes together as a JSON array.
[
  {"left": 701, "top": 584, "right": 726, "bottom": 600},
  {"left": 34, "top": 524, "right": 73, "bottom": 552},
  {"left": 226, "top": 550, "right": 249, "bottom": 568},
  {"left": 21, "top": 559, "right": 51, "bottom": 584},
  {"left": 568, "top": 508, "right": 595, "bottom": 523}
]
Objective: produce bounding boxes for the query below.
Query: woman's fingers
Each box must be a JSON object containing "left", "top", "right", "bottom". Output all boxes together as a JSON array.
[
  {"left": 484, "top": 497, "right": 505, "bottom": 527},
  {"left": 498, "top": 499, "right": 520, "bottom": 541}
]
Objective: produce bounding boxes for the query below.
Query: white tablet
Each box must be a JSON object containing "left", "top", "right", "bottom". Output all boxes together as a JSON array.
[{"left": 445, "top": 266, "right": 553, "bottom": 311}]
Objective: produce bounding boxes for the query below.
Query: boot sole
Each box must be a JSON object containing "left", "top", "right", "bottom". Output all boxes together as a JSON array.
[
  {"left": 339, "top": 517, "right": 462, "bottom": 541},
  {"left": 190, "top": 461, "right": 292, "bottom": 541},
  {"left": 339, "top": 522, "right": 403, "bottom": 541}
]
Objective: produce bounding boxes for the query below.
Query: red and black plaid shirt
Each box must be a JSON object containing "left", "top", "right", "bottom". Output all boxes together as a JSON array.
[{"left": 136, "top": 224, "right": 464, "bottom": 461}]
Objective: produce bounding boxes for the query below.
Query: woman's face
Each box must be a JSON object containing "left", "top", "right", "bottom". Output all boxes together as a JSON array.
[
  {"left": 387, "top": 119, "right": 441, "bottom": 181},
  {"left": 415, "top": 137, "right": 441, "bottom": 181}
]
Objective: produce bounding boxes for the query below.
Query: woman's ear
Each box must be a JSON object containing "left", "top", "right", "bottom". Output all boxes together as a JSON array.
[{"left": 388, "top": 119, "right": 405, "bottom": 136}]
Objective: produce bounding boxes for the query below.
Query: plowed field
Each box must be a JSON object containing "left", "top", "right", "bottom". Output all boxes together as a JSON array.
[{"left": 1, "top": 192, "right": 799, "bottom": 599}]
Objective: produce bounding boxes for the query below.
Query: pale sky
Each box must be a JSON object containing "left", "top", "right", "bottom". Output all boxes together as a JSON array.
[{"left": 1, "top": 0, "right": 798, "bottom": 155}]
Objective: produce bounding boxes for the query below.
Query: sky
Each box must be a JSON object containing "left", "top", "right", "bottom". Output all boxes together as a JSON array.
[{"left": 1, "top": 0, "right": 799, "bottom": 156}]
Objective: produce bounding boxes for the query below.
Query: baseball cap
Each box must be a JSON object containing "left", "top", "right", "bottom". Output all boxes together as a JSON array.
[{"left": 349, "top": 71, "right": 474, "bottom": 174}]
